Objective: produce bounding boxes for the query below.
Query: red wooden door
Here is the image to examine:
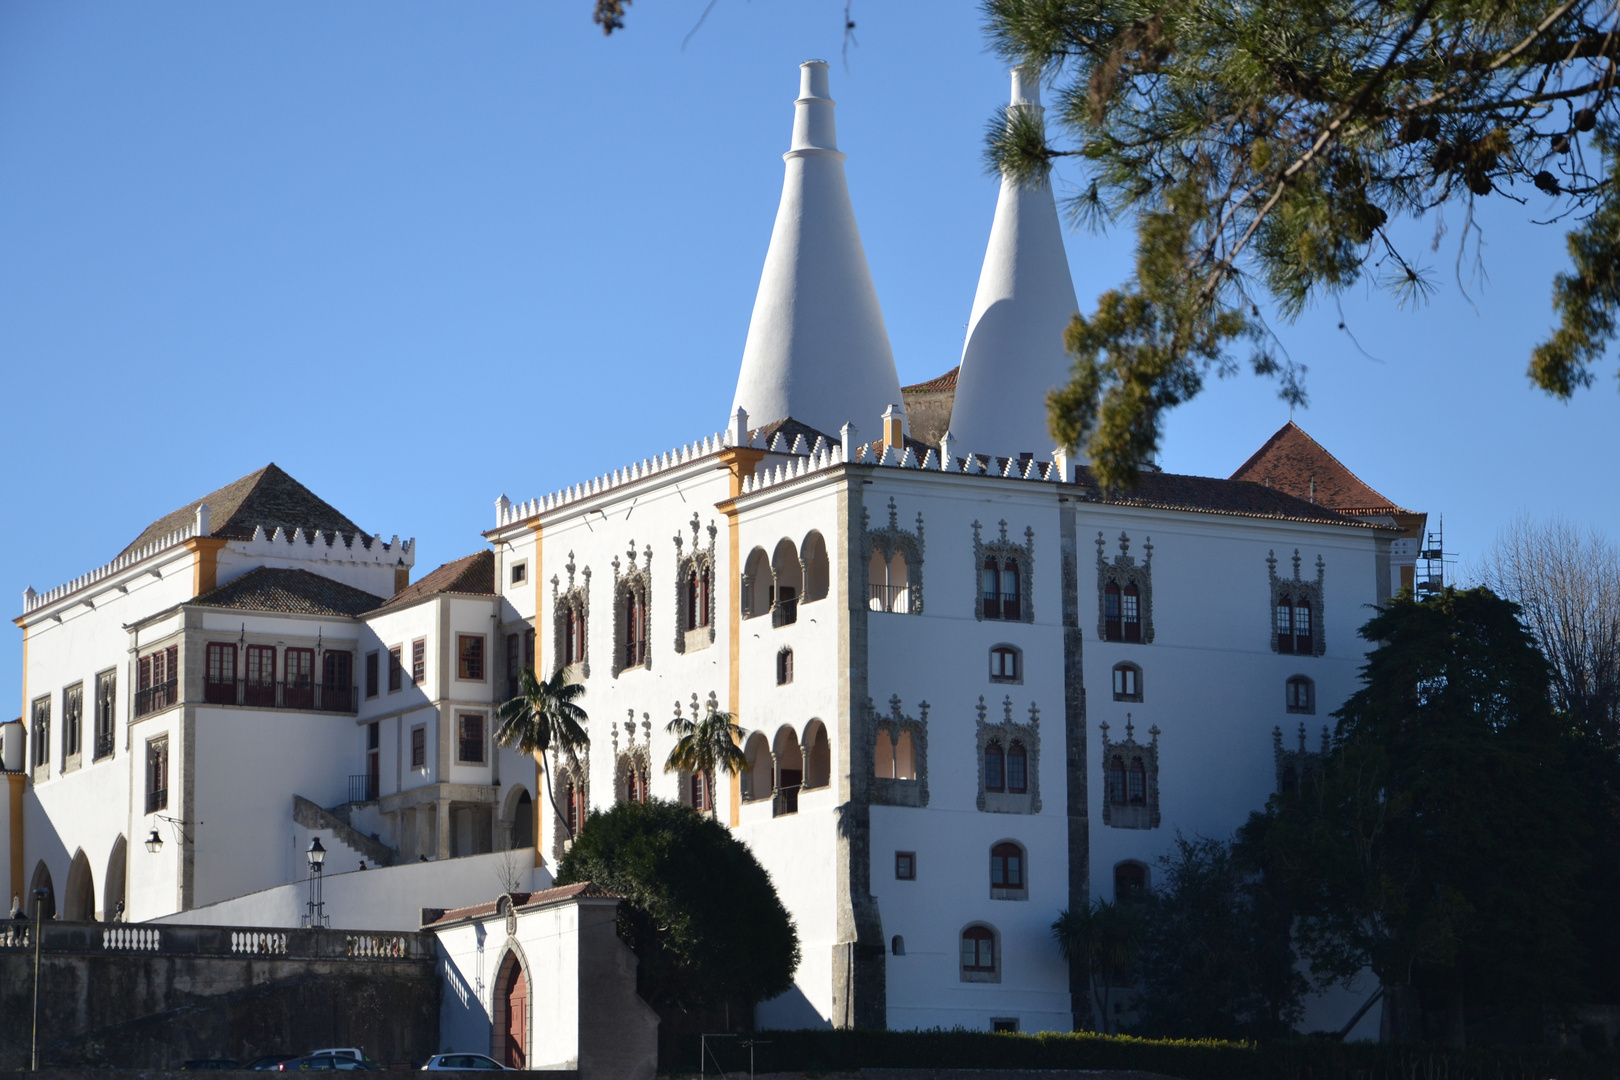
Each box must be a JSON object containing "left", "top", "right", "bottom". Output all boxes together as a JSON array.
[{"left": 504, "top": 966, "right": 528, "bottom": 1069}]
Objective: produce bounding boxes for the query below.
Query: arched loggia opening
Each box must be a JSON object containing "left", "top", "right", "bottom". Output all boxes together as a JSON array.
[
  {"left": 63, "top": 849, "right": 96, "bottom": 922},
  {"left": 29, "top": 861, "right": 56, "bottom": 921},
  {"left": 104, "top": 835, "right": 128, "bottom": 921}
]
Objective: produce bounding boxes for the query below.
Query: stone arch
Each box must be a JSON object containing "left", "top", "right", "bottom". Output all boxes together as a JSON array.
[
  {"left": 104, "top": 835, "right": 128, "bottom": 921},
  {"left": 491, "top": 943, "right": 532, "bottom": 1069},
  {"left": 772, "top": 539, "right": 802, "bottom": 603},
  {"left": 743, "top": 732, "right": 772, "bottom": 802},
  {"left": 803, "top": 719, "right": 830, "bottom": 789},
  {"left": 801, "top": 530, "right": 830, "bottom": 603},
  {"left": 29, "top": 860, "right": 56, "bottom": 921},
  {"left": 743, "top": 547, "right": 772, "bottom": 618},
  {"left": 63, "top": 850, "right": 95, "bottom": 921},
  {"left": 773, "top": 724, "right": 803, "bottom": 816},
  {"left": 500, "top": 784, "right": 534, "bottom": 850}
]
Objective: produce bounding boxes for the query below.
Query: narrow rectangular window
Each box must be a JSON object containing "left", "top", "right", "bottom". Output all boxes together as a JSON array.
[
  {"left": 62, "top": 682, "right": 83, "bottom": 760},
  {"left": 205, "top": 643, "right": 237, "bottom": 705},
  {"left": 245, "top": 644, "right": 277, "bottom": 707},
  {"left": 94, "top": 670, "right": 116, "bottom": 761},
  {"left": 365, "top": 651, "right": 380, "bottom": 698},
  {"left": 506, "top": 633, "right": 521, "bottom": 700},
  {"left": 411, "top": 639, "right": 426, "bottom": 685},
  {"left": 145, "top": 736, "right": 169, "bottom": 814},
  {"left": 458, "top": 713, "right": 486, "bottom": 763},
  {"left": 322, "top": 651, "right": 353, "bottom": 711},
  {"left": 524, "top": 629, "right": 535, "bottom": 672},
  {"left": 895, "top": 851, "right": 916, "bottom": 880},
  {"left": 457, "top": 635, "right": 485, "bottom": 681},
  {"left": 31, "top": 695, "right": 51, "bottom": 770},
  {"left": 411, "top": 726, "right": 426, "bottom": 769},
  {"left": 285, "top": 647, "right": 315, "bottom": 709},
  {"left": 388, "top": 646, "right": 403, "bottom": 692}
]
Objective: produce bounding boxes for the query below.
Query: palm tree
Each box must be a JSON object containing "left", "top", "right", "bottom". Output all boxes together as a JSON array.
[
  {"left": 494, "top": 666, "right": 590, "bottom": 841},
  {"left": 663, "top": 703, "right": 748, "bottom": 815},
  {"left": 1052, "top": 897, "right": 1143, "bottom": 1033}
]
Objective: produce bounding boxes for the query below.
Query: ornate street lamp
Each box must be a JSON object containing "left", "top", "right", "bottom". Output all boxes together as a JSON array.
[
  {"left": 304, "top": 838, "right": 327, "bottom": 928},
  {"left": 144, "top": 828, "right": 162, "bottom": 854}
]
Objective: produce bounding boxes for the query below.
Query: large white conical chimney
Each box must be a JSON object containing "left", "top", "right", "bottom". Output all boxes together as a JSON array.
[
  {"left": 731, "top": 61, "right": 903, "bottom": 437},
  {"left": 946, "top": 68, "right": 1081, "bottom": 459}
]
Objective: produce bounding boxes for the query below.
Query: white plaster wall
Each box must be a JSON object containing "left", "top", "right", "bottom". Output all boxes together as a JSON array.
[
  {"left": 20, "top": 545, "right": 196, "bottom": 919},
  {"left": 160, "top": 849, "right": 548, "bottom": 930},
  {"left": 436, "top": 901, "right": 583, "bottom": 1070}
]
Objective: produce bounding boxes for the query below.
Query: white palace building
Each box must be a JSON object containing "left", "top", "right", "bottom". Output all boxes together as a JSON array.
[{"left": 5, "top": 62, "right": 1423, "bottom": 1036}]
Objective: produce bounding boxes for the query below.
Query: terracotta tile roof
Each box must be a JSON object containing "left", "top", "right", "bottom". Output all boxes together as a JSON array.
[
  {"left": 119, "top": 464, "right": 365, "bottom": 559},
  {"left": 1070, "top": 464, "right": 1379, "bottom": 528},
  {"left": 422, "top": 882, "right": 621, "bottom": 927},
  {"left": 190, "top": 567, "right": 385, "bottom": 618},
  {"left": 750, "top": 417, "right": 834, "bottom": 450},
  {"left": 902, "top": 366, "right": 959, "bottom": 393},
  {"left": 371, "top": 550, "right": 494, "bottom": 613},
  {"left": 1230, "top": 422, "right": 1406, "bottom": 515}
]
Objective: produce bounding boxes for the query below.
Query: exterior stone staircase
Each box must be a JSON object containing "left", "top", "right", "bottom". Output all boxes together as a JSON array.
[{"left": 292, "top": 795, "right": 397, "bottom": 867}]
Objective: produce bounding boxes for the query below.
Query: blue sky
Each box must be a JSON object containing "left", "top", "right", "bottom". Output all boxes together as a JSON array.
[{"left": 4, "top": 1, "right": 1616, "bottom": 718}]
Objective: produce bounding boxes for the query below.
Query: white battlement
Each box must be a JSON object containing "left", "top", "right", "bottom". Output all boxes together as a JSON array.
[
  {"left": 22, "top": 523, "right": 198, "bottom": 615},
  {"left": 494, "top": 431, "right": 728, "bottom": 528},
  {"left": 233, "top": 525, "right": 415, "bottom": 567},
  {"left": 20, "top": 524, "right": 415, "bottom": 617}
]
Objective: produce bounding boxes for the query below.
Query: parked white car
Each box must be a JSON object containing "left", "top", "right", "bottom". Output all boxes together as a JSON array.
[{"left": 420, "top": 1054, "right": 510, "bottom": 1071}]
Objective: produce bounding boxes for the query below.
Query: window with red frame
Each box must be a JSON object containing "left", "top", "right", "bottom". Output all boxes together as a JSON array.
[
  {"left": 960, "top": 926, "right": 996, "bottom": 973},
  {"left": 990, "top": 842, "right": 1024, "bottom": 891},
  {"left": 458, "top": 635, "right": 485, "bottom": 681}
]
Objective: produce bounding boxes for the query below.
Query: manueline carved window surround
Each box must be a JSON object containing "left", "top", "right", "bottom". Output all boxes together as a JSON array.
[
  {"left": 550, "top": 748, "right": 589, "bottom": 860},
  {"left": 1097, "top": 532, "right": 1155, "bottom": 643},
  {"left": 551, "top": 553, "right": 591, "bottom": 679},
  {"left": 612, "top": 541, "right": 653, "bottom": 677},
  {"left": 974, "top": 519, "right": 1036, "bottom": 623},
  {"left": 613, "top": 708, "right": 653, "bottom": 803},
  {"left": 1269, "top": 549, "right": 1327, "bottom": 657},
  {"left": 870, "top": 695, "right": 929, "bottom": 808},
  {"left": 1274, "top": 721, "right": 1329, "bottom": 796},
  {"left": 976, "top": 694, "right": 1042, "bottom": 815},
  {"left": 673, "top": 513, "right": 718, "bottom": 654},
  {"left": 1100, "top": 714, "right": 1161, "bottom": 830},
  {"left": 863, "top": 497, "right": 926, "bottom": 615}
]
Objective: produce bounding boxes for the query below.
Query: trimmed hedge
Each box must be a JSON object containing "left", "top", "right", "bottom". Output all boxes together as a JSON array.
[{"left": 671, "top": 1028, "right": 1620, "bottom": 1080}]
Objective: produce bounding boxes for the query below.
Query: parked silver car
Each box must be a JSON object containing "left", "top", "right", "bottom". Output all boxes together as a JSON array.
[{"left": 420, "top": 1053, "right": 510, "bottom": 1071}]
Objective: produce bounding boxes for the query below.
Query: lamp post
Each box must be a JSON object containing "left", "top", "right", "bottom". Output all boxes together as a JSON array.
[
  {"left": 305, "top": 838, "right": 327, "bottom": 928},
  {"left": 31, "top": 886, "right": 47, "bottom": 1070}
]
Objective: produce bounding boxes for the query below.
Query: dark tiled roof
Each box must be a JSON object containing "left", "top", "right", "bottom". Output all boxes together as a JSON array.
[
  {"left": 902, "top": 365, "right": 960, "bottom": 393},
  {"left": 1230, "top": 422, "right": 1406, "bottom": 515},
  {"left": 1071, "top": 465, "right": 1380, "bottom": 528},
  {"left": 423, "top": 882, "right": 620, "bottom": 927},
  {"left": 750, "top": 417, "right": 834, "bottom": 450},
  {"left": 372, "top": 550, "right": 494, "bottom": 612},
  {"left": 190, "top": 567, "right": 384, "bottom": 618},
  {"left": 120, "top": 464, "right": 365, "bottom": 558}
]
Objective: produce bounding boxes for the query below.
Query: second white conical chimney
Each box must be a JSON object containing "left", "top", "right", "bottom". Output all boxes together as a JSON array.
[
  {"left": 730, "top": 61, "right": 903, "bottom": 438},
  {"left": 946, "top": 68, "right": 1081, "bottom": 459}
]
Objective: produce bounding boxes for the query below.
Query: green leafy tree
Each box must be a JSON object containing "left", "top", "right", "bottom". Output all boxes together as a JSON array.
[
  {"left": 555, "top": 799, "right": 801, "bottom": 1013},
  {"left": 1052, "top": 897, "right": 1144, "bottom": 1032},
  {"left": 1242, "top": 587, "right": 1588, "bottom": 1042},
  {"left": 494, "top": 666, "right": 591, "bottom": 840},
  {"left": 663, "top": 703, "right": 749, "bottom": 813},
  {"left": 984, "top": 0, "right": 1620, "bottom": 488},
  {"left": 1129, "top": 834, "right": 1306, "bottom": 1040}
]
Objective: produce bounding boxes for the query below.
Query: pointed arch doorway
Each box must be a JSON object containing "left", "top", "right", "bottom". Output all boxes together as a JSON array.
[{"left": 493, "top": 952, "right": 528, "bottom": 1069}]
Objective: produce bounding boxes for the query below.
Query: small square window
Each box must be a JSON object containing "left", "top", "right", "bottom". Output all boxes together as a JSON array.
[
  {"left": 895, "top": 851, "right": 916, "bottom": 880},
  {"left": 510, "top": 562, "right": 528, "bottom": 586}
]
